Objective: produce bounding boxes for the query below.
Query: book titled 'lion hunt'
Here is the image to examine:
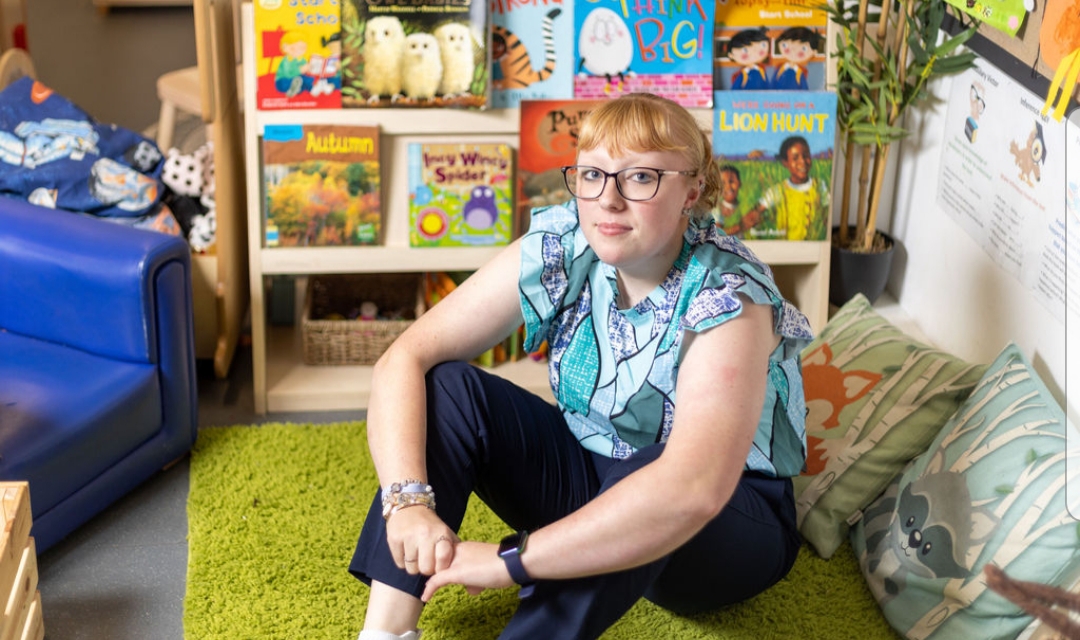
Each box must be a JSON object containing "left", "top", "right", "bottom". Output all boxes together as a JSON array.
[
  {"left": 262, "top": 124, "right": 381, "bottom": 247},
  {"left": 407, "top": 142, "right": 513, "bottom": 247},
  {"left": 711, "top": 90, "right": 836, "bottom": 241}
]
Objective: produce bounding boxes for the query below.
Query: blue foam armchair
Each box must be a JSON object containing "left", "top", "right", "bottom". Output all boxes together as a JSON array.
[{"left": 0, "top": 196, "right": 198, "bottom": 552}]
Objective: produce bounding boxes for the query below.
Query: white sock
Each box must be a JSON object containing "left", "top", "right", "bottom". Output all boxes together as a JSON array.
[{"left": 357, "top": 630, "right": 421, "bottom": 640}]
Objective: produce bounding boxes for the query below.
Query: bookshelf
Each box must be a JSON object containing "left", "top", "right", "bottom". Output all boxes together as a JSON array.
[{"left": 241, "top": 3, "right": 831, "bottom": 414}]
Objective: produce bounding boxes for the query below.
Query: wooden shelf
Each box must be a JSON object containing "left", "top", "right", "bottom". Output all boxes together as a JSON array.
[
  {"left": 265, "top": 325, "right": 552, "bottom": 412},
  {"left": 241, "top": 3, "right": 832, "bottom": 414}
]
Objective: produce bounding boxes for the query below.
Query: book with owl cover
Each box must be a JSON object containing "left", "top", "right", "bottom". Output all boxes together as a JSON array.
[
  {"left": 262, "top": 124, "right": 381, "bottom": 247},
  {"left": 571, "top": 0, "right": 714, "bottom": 108},
  {"left": 711, "top": 90, "right": 836, "bottom": 241},
  {"left": 516, "top": 98, "right": 606, "bottom": 235},
  {"left": 253, "top": 0, "right": 342, "bottom": 110},
  {"left": 407, "top": 142, "right": 513, "bottom": 247},
  {"left": 713, "top": 0, "right": 827, "bottom": 92},
  {"left": 490, "top": 0, "right": 573, "bottom": 108},
  {"left": 340, "top": 0, "right": 491, "bottom": 108}
]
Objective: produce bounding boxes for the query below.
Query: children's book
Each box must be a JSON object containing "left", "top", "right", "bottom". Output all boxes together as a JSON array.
[
  {"left": 340, "top": 0, "right": 490, "bottom": 108},
  {"left": 572, "top": 0, "right": 714, "bottom": 107},
  {"left": 711, "top": 90, "right": 837, "bottom": 241},
  {"left": 254, "top": 0, "right": 342, "bottom": 110},
  {"left": 262, "top": 124, "right": 381, "bottom": 247},
  {"left": 490, "top": 0, "right": 573, "bottom": 108},
  {"left": 714, "top": 0, "right": 827, "bottom": 92},
  {"left": 516, "top": 98, "right": 606, "bottom": 235},
  {"left": 407, "top": 142, "right": 513, "bottom": 247}
]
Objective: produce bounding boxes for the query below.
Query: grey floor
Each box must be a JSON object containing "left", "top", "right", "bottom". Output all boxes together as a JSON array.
[{"left": 37, "top": 346, "right": 366, "bottom": 640}]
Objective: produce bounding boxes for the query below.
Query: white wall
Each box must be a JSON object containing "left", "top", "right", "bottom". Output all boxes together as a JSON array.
[{"left": 885, "top": 73, "right": 1067, "bottom": 410}]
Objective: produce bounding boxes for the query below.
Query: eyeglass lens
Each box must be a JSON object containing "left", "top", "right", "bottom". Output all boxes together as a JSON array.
[{"left": 563, "top": 166, "right": 663, "bottom": 201}]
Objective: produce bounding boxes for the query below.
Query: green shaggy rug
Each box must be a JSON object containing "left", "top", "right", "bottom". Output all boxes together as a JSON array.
[{"left": 184, "top": 422, "right": 899, "bottom": 639}]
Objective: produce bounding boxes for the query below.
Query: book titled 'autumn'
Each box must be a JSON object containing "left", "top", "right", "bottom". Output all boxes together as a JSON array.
[
  {"left": 262, "top": 124, "right": 381, "bottom": 247},
  {"left": 711, "top": 90, "right": 837, "bottom": 241},
  {"left": 407, "top": 142, "right": 513, "bottom": 247}
]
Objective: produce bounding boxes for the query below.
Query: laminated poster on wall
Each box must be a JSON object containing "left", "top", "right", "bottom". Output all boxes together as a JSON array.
[
  {"left": 713, "top": 0, "right": 827, "bottom": 92},
  {"left": 253, "top": 0, "right": 343, "bottom": 110},
  {"left": 407, "top": 142, "right": 513, "bottom": 247},
  {"left": 572, "top": 0, "right": 714, "bottom": 107},
  {"left": 935, "top": 57, "right": 1067, "bottom": 323},
  {"left": 262, "top": 124, "right": 381, "bottom": 247},
  {"left": 711, "top": 89, "right": 836, "bottom": 241},
  {"left": 340, "top": 0, "right": 491, "bottom": 108}
]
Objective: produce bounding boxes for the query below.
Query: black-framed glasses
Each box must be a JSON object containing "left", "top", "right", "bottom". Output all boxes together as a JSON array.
[
  {"left": 969, "top": 85, "right": 985, "bottom": 113},
  {"left": 561, "top": 165, "right": 697, "bottom": 202}
]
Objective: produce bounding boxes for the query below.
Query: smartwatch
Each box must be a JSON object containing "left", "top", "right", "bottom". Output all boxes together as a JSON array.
[{"left": 498, "top": 530, "right": 535, "bottom": 598}]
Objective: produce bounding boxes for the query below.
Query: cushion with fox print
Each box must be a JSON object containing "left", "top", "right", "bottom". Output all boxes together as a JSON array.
[
  {"left": 851, "top": 343, "right": 1080, "bottom": 639},
  {"left": 794, "top": 294, "right": 987, "bottom": 558}
]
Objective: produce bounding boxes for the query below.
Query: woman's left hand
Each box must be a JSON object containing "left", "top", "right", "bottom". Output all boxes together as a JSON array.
[{"left": 421, "top": 541, "right": 515, "bottom": 602}]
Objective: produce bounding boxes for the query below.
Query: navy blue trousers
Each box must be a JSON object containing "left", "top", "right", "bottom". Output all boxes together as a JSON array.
[{"left": 349, "top": 362, "right": 801, "bottom": 640}]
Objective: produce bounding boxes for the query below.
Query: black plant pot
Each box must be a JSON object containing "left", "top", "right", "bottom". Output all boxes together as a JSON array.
[{"left": 829, "top": 228, "right": 896, "bottom": 307}]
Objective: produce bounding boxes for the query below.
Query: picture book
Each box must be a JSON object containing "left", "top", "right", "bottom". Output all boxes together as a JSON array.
[
  {"left": 516, "top": 98, "right": 606, "bottom": 234},
  {"left": 711, "top": 90, "right": 837, "bottom": 241},
  {"left": 490, "top": 0, "right": 573, "bottom": 108},
  {"left": 572, "top": 0, "right": 714, "bottom": 107},
  {"left": 340, "top": 0, "right": 490, "bottom": 108},
  {"left": 407, "top": 142, "right": 513, "bottom": 247},
  {"left": 253, "top": 0, "right": 342, "bottom": 110},
  {"left": 714, "top": 0, "right": 828, "bottom": 92},
  {"left": 262, "top": 124, "right": 381, "bottom": 247}
]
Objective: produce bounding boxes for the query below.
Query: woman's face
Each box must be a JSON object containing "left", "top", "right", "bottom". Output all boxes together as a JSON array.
[{"left": 575, "top": 145, "right": 699, "bottom": 280}]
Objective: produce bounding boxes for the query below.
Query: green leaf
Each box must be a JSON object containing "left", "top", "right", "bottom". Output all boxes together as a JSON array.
[{"left": 995, "top": 485, "right": 1014, "bottom": 496}]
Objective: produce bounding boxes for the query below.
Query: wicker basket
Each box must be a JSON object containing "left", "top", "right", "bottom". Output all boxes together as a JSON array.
[{"left": 302, "top": 273, "right": 424, "bottom": 366}]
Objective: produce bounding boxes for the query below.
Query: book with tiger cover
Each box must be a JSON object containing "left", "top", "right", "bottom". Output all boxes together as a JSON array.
[
  {"left": 516, "top": 98, "right": 606, "bottom": 234},
  {"left": 253, "top": 0, "right": 342, "bottom": 110},
  {"left": 711, "top": 90, "right": 836, "bottom": 241},
  {"left": 490, "top": 0, "right": 573, "bottom": 108},
  {"left": 340, "top": 0, "right": 491, "bottom": 108},
  {"left": 713, "top": 0, "right": 827, "bottom": 92},
  {"left": 571, "top": 0, "right": 714, "bottom": 108},
  {"left": 262, "top": 124, "right": 381, "bottom": 247},
  {"left": 407, "top": 142, "right": 513, "bottom": 247}
]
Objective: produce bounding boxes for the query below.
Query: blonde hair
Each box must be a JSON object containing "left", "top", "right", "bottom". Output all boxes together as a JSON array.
[{"left": 576, "top": 93, "right": 720, "bottom": 219}]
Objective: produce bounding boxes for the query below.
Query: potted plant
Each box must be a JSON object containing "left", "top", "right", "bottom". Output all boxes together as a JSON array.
[{"left": 825, "top": 0, "right": 978, "bottom": 304}]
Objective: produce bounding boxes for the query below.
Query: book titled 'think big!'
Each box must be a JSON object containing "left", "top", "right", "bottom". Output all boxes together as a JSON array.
[{"left": 262, "top": 124, "right": 381, "bottom": 247}]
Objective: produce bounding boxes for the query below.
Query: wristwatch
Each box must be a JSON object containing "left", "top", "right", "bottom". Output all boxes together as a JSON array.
[{"left": 498, "top": 530, "right": 535, "bottom": 598}]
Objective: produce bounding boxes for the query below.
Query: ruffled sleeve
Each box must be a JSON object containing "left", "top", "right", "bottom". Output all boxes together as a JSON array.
[{"left": 517, "top": 201, "right": 591, "bottom": 354}]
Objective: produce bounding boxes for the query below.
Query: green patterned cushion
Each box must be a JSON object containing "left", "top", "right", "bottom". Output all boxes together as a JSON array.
[
  {"left": 794, "top": 294, "right": 987, "bottom": 558},
  {"left": 851, "top": 343, "right": 1080, "bottom": 639}
]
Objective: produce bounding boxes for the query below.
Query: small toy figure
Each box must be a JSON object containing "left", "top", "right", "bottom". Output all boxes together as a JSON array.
[
  {"left": 728, "top": 28, "right": 771, "bottom": 90},
  {"left": 772, "top": 27, "right": 821, "bottom": 90}
]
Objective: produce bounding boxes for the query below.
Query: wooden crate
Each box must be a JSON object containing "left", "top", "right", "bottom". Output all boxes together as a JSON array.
[{"left": 0, "top": 483, "right": 41, "bottom": 640}]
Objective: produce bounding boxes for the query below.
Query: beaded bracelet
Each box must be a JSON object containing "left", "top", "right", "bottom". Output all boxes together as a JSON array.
[{"left": 381, "top": 479, "right": 436, "bottom": 520}]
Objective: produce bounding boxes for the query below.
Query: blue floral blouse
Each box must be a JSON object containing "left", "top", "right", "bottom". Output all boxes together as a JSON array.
[{"left": 518, "top": 200, "right": 814, "bottom": 477}]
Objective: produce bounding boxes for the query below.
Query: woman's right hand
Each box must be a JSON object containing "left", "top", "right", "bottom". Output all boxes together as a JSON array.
[{"left": 385, "top": 505, "right": 459, "bottom": 576}]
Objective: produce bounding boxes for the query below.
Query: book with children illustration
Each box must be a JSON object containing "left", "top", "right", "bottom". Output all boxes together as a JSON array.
[
  {"left": 516, "top": 98, "right": 607, "bottom": 235},
  {"left": 262, "top": 124, "right": 381, "bottom": 247},
  {"left": 490, "top": 0, "right": 573, "bottom": 108},
  {"left": 253, "top": 0, "right": 342, "bottom": 110},
  {"left": 572, "top": 0, "right": 714, "bottom": 108},
  {"left": 711, "top": 90, "right": 837, "bottom": 241},
  {"left": 407, "top": 142, "right": 513, "bottom": 247},
  {"left": 340, "top": 0, "right": 490, "bottom": 108},
  {"left": 713, "top": 0, "right": 827, "bottom": 92}
]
